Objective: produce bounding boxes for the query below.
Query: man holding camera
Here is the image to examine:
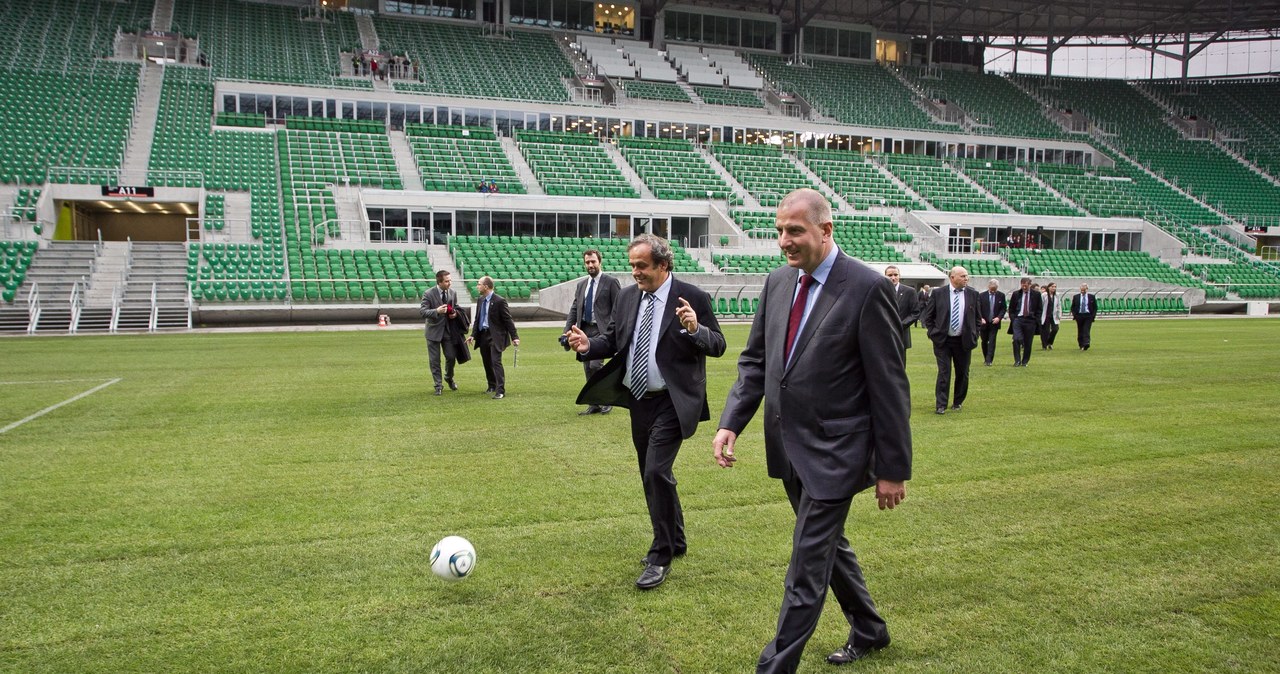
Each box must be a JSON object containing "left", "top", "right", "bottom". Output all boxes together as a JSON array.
[
  {"left": 420, "top": 270, "right": 464, "bottom": 395},
  {"left": 562, "top": 249, "right": 621, "bottom": 415}
]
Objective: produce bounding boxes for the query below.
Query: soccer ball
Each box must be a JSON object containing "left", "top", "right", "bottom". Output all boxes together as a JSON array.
[{"left": 430, "top": 536, "right": 476, "bottom": 581}]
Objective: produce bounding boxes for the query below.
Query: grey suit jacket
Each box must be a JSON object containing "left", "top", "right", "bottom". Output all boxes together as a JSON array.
[
  {"left": 577, "top": 278, "right": 727, "bottom": 439},
  {"left": 718, "top": 252, "right": 912, "bottom": 501},
  {"left": 564, "top": 273, "right": 622, "bottom": 332},
  {"left": 420, "top": 286, "right": 459, "bottom": 342}
]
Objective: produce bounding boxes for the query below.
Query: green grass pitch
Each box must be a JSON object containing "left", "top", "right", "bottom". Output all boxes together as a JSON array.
[{"left": 1, "top": 318, "right": 1277, "bottom": 672}]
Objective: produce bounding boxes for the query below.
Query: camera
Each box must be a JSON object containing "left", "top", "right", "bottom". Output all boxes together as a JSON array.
[{"left": 559, "top": 334, "right": 571, "bottom": 351}]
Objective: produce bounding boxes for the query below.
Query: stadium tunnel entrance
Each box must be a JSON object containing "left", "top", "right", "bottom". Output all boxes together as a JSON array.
[{"left": 57, "top": 198, "right": 197, "bottom": 243}]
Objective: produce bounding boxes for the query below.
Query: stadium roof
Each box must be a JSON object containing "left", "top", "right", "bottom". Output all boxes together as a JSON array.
[{"left": 664, "top": 0, "right": 1280, "bottom": 39}]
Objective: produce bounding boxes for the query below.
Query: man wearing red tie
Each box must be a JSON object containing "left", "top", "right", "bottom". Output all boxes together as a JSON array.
[{"left": 1007, "top": 277, "right": 1043, "bottom": 367}]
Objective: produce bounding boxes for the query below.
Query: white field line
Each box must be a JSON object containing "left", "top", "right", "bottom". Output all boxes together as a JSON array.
[{"left": 0, "top": 378, "right": 123, "bottom": 434}]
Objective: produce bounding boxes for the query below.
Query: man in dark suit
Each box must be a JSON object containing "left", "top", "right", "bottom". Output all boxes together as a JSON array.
[
  {"left": 1070, "top": 283, "right": 1098, "bottom": 350},
  {"left": 467, "top": 276, "right": 519, "bottom": 399},
  {"left": 714, "top": 189, "right": 911, "bottom": 673},
  {"left": 1007, "top": 277, "right": 1044, "bottom": 367},
  {"left": 563, "top": 248, "right": 622, "bottom": 415},
  {"left": 1040, "top": 282, "right": 1061, "bottom": 350},
  {"left": 920, "top": 266, "right": 981, "bottom": 415},
  {"left": 419, "top": 270, "right": 463, "bottom": 396},
  {"left": 978, "top": 279, "right": 1006, "bottom": 366},
  {"left": 884, "top": 265, "right": 920, "bottom": 359},
  {"left": 566, "top": 234, "right": 726, "bottom": 590}
]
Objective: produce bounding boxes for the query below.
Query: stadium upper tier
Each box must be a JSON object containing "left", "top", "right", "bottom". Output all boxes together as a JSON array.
[
  {"left": 0, "top": 0, "right": 153, "bottom": 71},
  {"left": 899, "top": 67, "right": 1069, "bottom": 140},
  {"left": 748, "top": 54, "right": 950, "bottom": 131},
  {"left": 171, "top": 0, "right": 367, "bottom": 88},
  {"left": 1147, "top": 79, "right": 1280, "bottom": 186},
  {"left": 379, "top": 18, "right": 573, "bottom": 103},
  {"left": 1015, "top": 75, "right": 1280, "bottom": 221}
]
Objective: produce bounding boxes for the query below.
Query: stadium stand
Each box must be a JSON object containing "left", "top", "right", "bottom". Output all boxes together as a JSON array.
[
  {"left": 380, "top": 19, "right": 572, "bottom": 102},
  {"left": 449, "top": 235, "right": 701, "bottom": 298},
  {"left": 516, "top": 131, "right": 639, "bottom": 198},
  {"left": 881, "top": 154, "right": 1006, "bottom": 213},
  {"left": 711, "top": 143, "right": 821, "bottom": 207},
  {"left": 959, "top": 161, "right": 1084, "bottom": 216},
  {"left": 1015, "top": 74, "right": 1280, "bottom": 221},
  {"left": 1, "top": 240, "right": 37, "bottom": 303},
  {"left": 408, "top": 124, "right": 524, "bottom": 194},
  {"left": 618, "top": 80, "right": 691, "bottom": 103},
  {"left": 920, "top": 252, "right": 1019, "bottom": 278},
  {"left": 748, "top": 54, "right": 949, "bottom": 131},
  {"left": 171, "top": 0, "right": 367, "bottom": 88},
  {"left": 1152, "top": 79, "right": 1280, "bottom": 179},
  {"left": 1183, "top": 261, "right": 1280, "bottom": 298},
  {"left": 1008, "top": 249, "right": 1222, "bottom": 297},
  {"left": 799, "top": 149, "right": 923, "bottom": 210},
  {"left": 694, "top": 86, "right": 764, "bottom": 108},
  {"left": 900, "top": 67, "right": 1069, "bottom": 140},
  {"left": 617, "top": 137, "right": 733, "bottom": 201}
]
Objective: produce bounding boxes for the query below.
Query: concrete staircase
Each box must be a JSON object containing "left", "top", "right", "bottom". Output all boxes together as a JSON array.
[
  {"left": 388, "top": 130, "right": 423, "bottom": 191},
  {"left": 117, "top": 242, "right": 189, "bottom": 331},
  {"left": 499, "top": 137, "right": 544, "bottom": 196},
  {"left": 122, "top": 62, "right": 165, "bottom": 184},
  {"left": 676, "top": 81, "right": 704, "bottom": 105},
  {"left": 356, "top": 14, "right": 379, "bottom": 51},
  {"left": 151, "top": 0, "right": 174, "bottom": 31},
  {"left": 699, "top": 146, "right": 758, "bottom": 209},
  {"left": 601, "top": 142, "right": 655, "bottom": 199}
]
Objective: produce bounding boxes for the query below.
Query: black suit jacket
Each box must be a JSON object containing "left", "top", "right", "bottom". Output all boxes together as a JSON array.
[
  {"left": 979, "top": 290, "right": 1007, "bottom": 324},
  {"left": 718, "top": 252, "right": 911, "bottom": 501},
  {"left": 472, "top": 292, "right": 519, "bottom": 351},
  {"left": 891, "top": 283, "right": 921, "bottom": 349},
  {"left": 1007, "top": 288, "right": 1045, "bottom": 334},
  {"left": 564, "top": 273, "right": 622, "bottom": 332},
  {"left": 921, "top": 285, "right": 981, "bottom": 351},
  {"left": 578, "top": 278, "right": 727, "bottom": 439},
  {"left": 1071, "top": 293, "right": 1098, "bottom": 321}
]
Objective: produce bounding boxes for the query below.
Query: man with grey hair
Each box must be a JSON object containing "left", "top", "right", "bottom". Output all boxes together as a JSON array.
[
  {"left": 1007, "top": 277, "right": 1043, "bottom": 367},
  {"left": 921, "top": 266, "right": 980, "bottom": 414},
  {"left": 467, "top": 275, "right": 519, "bottom": 399},
  {"left": 978, "top": 278, "right": 1006, "bottom": 367},
  {"left": 567, "top": 233, "right": 726, "bottom": 590}
]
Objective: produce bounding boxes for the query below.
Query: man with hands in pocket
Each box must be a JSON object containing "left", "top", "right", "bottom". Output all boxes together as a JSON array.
[{"left": 713, "top": 189, "right": 913, "bottom": 673}]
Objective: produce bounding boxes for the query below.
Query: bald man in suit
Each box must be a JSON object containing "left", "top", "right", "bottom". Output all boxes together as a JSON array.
[
  {"left": 714, "top": 189, "right": 912, "bottom": 673},
  {"left": 920, "top": 266, "right": 981, "bottom": 414}
]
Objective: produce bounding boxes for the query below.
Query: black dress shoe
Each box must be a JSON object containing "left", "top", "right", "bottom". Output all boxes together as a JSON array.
[
  {"left": 433, "top": 387, "right": 442, "bottom": 396},
  {"left": 826, "top": 637, "right": 890, "bottom": 665},
  {"left": 493, "top": 392, "right": 505, "bottom": 399},
  {"left": 578, "top": 406, "right": 600, "bottom": 416},
  {"left": 446, "top": 379, "right": 458, "bottom": 391},
  {"left": 485, "top": 387, "right": 495, "bottom": 394},
  {"left": 599, "top": 405, "right": 612, "bottom": 414},
  {"left": 951, "top": 404, "right": 962, "bottom": 411},
  {"left": 935, "top": 407, "right": 946, "bottom": 415},
  {"left": 635, "top": 563, "right": 669, "bottom": 590}
]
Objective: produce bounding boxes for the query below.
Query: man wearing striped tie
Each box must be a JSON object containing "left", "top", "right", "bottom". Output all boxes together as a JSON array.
[
  {"left": 921, "top": 266, "right": 981, "bottom": 415},
  {"left": 566, "top": 233, "right": 726, "bottom": 590}
]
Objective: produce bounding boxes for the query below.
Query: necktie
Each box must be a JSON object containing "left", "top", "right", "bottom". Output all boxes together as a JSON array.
[
  {"left": 628, "top": 293, "right": 656, "bottom": 399},
  {"left": 989, "top": 293, "right": 995, "bottom": 319},
  {"left": 785, "top": 274, "right": 815, "bottom": 362},
  {"left": 584, "top": 278, "right": 595, "bottom": 324},
  {"left": 1083, "top": 295, "right": 1089, "bottom": 313},
  {"left": 1021, "top": 292, "right": 1029, "bottom": 316},
  {"left": 480, "top": 296, "right": 488, "bottom": 330},
  {"left": 950, "top": 289, "right": 962, "bottom": 336}
]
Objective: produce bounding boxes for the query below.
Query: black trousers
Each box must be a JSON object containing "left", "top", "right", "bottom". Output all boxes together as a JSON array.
[
  {"left": 579, "top": 322, "right": 604, "bottom": 379},
  {"left": 1040, "top": 320, "right": 1059, "bottom": 348},
  {"left": 1076, "top": 317, "right": 1094, "bottom": 349},
  {"left": 932, "top": 335, "right": 971, "bottom": 409},
  {"left": 756, "top": 476, "right": 887, "bottom": 674},
  {"left": 1012, "top": 317, "right": 1037, "bottom": 364},
  {"left": 979, "top": 322, "right": 1001, "bottom": 364},
  {"left": 628, "top": 391, "right": 686, "bottom": 567},
  {"left": 476, "top": 330, "right": 506, "bottom": 393}
]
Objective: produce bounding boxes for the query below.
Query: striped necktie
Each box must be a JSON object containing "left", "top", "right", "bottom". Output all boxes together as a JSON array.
[
  {"left": 628, "top": 293, "right": 656, "bottom": 399},
  {"left": 950, "top": 289, "right": 963, "bottom": 336}
]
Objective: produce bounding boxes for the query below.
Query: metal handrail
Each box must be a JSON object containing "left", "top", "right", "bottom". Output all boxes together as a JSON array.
[
  {"left": 110, "top": 283, "right": 123, "bottom": 333},
  {"left": 149, "top": 283, "right": 159, "bottom": 333},
  {"left": 25, "top": 282, "right": 40, "bottom": 335},
  {"left": 69, "top": 281, "right": 84, "bottom": 335}
]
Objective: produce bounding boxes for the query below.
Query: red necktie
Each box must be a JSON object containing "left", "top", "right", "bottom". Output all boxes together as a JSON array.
[{"left": 785, "top": 274, "right": 815, "bottom": 362}]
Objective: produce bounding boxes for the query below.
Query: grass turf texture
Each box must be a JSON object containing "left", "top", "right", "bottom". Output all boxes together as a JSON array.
[{"left": 1, "top": 318, "right": 1276, "bottom": 673}]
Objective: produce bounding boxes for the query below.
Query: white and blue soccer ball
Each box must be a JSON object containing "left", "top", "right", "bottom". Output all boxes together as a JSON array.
[{"left": 430, "top": 536, "right": 476, "bottom": 582}]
